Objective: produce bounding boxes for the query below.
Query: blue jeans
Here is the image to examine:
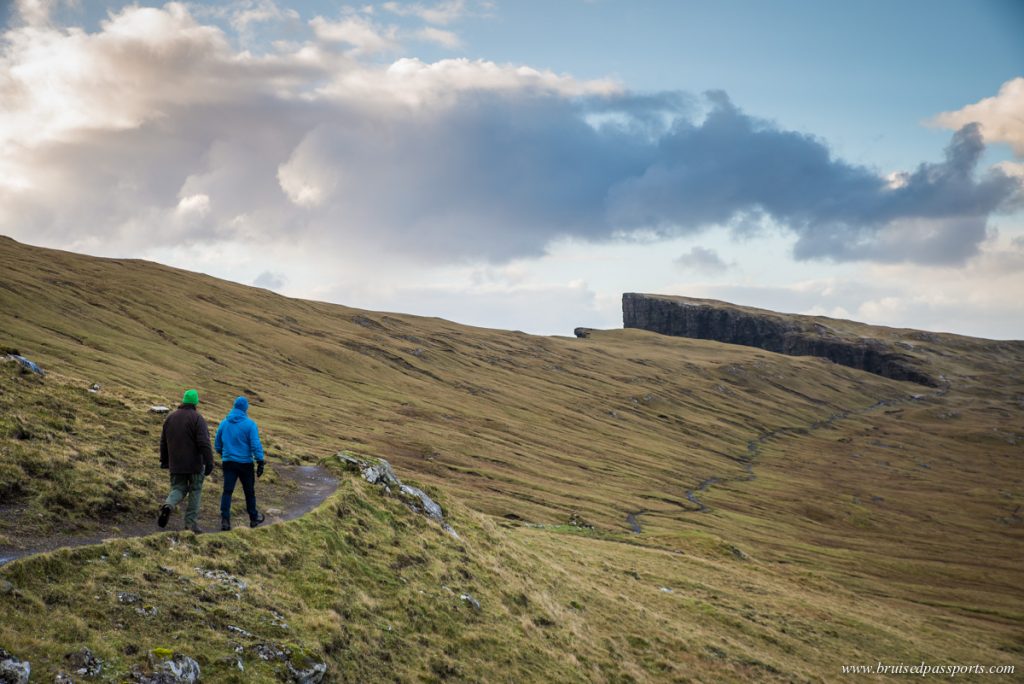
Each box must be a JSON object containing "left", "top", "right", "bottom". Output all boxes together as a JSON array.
[{"left": 220, "top": 461, "right": 258, "bottom": 521}]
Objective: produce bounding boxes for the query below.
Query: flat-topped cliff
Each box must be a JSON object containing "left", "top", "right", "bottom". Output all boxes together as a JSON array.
[{"left": 623, "top": 292, "right": 941, "bottom": 385}]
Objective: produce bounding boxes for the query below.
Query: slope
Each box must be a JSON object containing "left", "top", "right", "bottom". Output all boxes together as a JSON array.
[{"left": 1, "top": 236, "right": 1022, "bottom": 681}]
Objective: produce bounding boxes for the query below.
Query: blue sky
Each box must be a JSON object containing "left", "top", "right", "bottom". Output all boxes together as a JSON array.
[{"left": 2, "top": 0, "right": 1023, "bottom": 337}]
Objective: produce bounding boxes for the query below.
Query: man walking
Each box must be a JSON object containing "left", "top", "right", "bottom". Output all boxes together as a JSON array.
[
  {"left": 158, "top": 389, "right": 214, "bottom": 533},
  {"left": 215, "top": 396, "right": 266, "bottom": 531}
]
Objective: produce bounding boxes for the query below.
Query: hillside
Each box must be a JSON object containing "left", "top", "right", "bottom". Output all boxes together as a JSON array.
[{"left": 1, "top": 236, "right": 1022, "bottom": 682}]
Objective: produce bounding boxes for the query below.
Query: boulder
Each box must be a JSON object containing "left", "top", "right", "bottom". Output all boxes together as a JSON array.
[
  {"left": 65, "top": 648, "right": 103, "bottom": 677},
  {"left": 287, "top": 656, "right": 327, "bottom": 683},
  {"left": 135, "top": 651, "right": 200, "bottom": 683},
  {"left": 0, "top": 648, "right": 29, "bottom": 684},
  {"left": 5, "top": 354, "right": 44, "bottom": 376},
  {"left": 335, "top": 452, "right": 458, "bottom": 537},
  {"left": 459, "top": 593, "right": 481, "bottom": 611},
  {"left": 149, "top": 406, "right": 170, "bottom": 414}
]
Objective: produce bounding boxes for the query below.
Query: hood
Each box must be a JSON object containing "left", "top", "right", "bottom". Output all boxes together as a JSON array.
[
  {"left": 227, "top": 408, "right": 248, "bottom": 424},
  {"left": 227, "top": 397, "right": 249, "bottom": 423}
]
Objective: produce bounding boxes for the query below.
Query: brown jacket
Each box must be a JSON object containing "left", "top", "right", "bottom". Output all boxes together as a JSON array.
[{"left": 160, "top": 404, "right": 214, "bottom": 475}]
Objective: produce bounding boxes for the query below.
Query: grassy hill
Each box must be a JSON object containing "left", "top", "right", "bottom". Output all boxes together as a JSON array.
[{"left": 1, "top": 236, "right": 1021, "bottom": 681}]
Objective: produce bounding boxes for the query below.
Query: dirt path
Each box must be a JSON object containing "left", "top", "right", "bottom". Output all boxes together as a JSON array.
[
  {"left": 0, "top": 464, "right": 338, "bottom": 566},
  {"left": 626, "top": 510, "right": 646, "bottom": 534},
  {"left": 680, "top": 384, "right": 950, "bottom": 514}
]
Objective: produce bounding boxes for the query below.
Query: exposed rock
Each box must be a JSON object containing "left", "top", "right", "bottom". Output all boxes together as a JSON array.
[
  {"left": 88, "top": 383, "right": 101, "bottom": 393},
  {"left": 622, "top": 293, "right": 938, "bottom": 386},
  {"left": 227, "top": 625, "right": 254, "bottom": 639},
  {"left": 65, "top": 648, "right": 103, "bottom": 677},
  {"left": 0, "top": 648, "right": 30, "bottom": 684},
  {"left": 287, "top": 656, "right": 328, "bottom": 683},
  {"left": 0, "top": 580, "right": 12, "bottom": 595},
  {"left": 728, "top": 545, "right": 750, "bottom": 561},
  {"left": 117, "top": 592, "right": 141, "bottom": 605},
  {"left": 567, "top": 511, "right": 593, "bottom": 529},
  {"left": 195, "top": 568, "right": 248, "bottom": 592},
  {"left": 399, "top": 484, "right": 443, "bottom": 522},
  {"left": 336, "top": 452, "right": 459, "bottom": 537},
  {"left": 573, "top": 327, "right": 593, "bottom": 339},
  {"left": 459, "top": 593, "right": 481, "bottom": 611},
  {"left": 135, "top": 651, "right": 200, "bottom": 684},
  {"left": 149, "top": 406, "right": 170, "bottom": 414},
  {"left": 249, "top": 643, "right": 289, "bottom": 662},
  {"left": 5, "top": 354, "right": 45, "bottom": 376}
]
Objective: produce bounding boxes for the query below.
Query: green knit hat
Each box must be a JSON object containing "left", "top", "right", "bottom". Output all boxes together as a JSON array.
[{"left": 182, "top": 389, "right": 199, "bottom": 406}]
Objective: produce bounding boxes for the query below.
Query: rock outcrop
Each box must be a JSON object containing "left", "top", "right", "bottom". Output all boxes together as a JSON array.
[
  {"left": 622, "top": 293, "right": 938, "bottom": 386},
  {"left": 0, "top": 648, "right": 30, "bottom": 684},
  {"left": 335, "top": 452, "right": 459, "bottom": 538}
]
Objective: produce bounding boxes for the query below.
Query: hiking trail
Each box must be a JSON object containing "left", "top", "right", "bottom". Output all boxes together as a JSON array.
[{"left": 0, "top": 464, "right": 338, "bottom": 566}]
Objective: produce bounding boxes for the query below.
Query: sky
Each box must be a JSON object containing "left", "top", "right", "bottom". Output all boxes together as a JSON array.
[{"left": 1, "top": 0, "right": 1023, "bottom": 339}]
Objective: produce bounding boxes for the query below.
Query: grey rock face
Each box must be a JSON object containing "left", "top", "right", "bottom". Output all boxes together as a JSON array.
[
  {"left": 66, "top": 648, "right": 103, "bottom": 677},
  {"left": 337, "top": 452, "right": 458, "bottom": 537},
  {"left": 622, "top": 293, "right": 938, "bottom": 386},
  {"left": 5, "top": 354, "right": 45, "bottom": 376},
  {"left": 287, "top": 657, "right": 328, "bottom": 683},
  {"left": 136, "top": 653, "right": 200, "bottom": 683},
  {"left": 0, "top": 648, "right": 30, "bottom": 684},
  {"left": 459, "top": 593, "right": 481, "bottom": 611},
  {"left": 399, "top": 484, "right": 444, "bottom": 522}
]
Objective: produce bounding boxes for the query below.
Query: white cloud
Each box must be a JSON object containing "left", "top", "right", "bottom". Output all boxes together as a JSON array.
[
  {"left": 381, "top": 0, "right": 470, "bottom": 25},
  {"left": 14, "top": 0, "right": 55, "bottom": 26},
  {"left": 309, "top": 15, "right": 399, "bottom": 55},
  {"left": 1, "top": 2, "right": 1022, "bottom": 340},
  {"left": 933, "top": 77, "right": 1024, "bottom": 157},
  {"left": 318, "top": 56, "right": 619, "bottom": 107},
  {"left": 414, "top": 26, "right": 461, "bottom": 49},
  {"left": 340, "top": 277, "right": 607, "bottom": 335},
  {"left": 176, "top": 193, "right": 211, "bottom": 217}
]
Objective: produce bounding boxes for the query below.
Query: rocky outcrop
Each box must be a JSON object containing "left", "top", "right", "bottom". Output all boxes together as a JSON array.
[
  {"left": 133, "top": 651, "right": 201, "bottom": 683},
  {"left": 335, "top": 452, "right": 459, "bottom": 538},
  {"left": 0, "top": 648, "right": 30, "bottom": 684},
  {"left": 622, "top": 293, "right": 938, "bottom": 386}
]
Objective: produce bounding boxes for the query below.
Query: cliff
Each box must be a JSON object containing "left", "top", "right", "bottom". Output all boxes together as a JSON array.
[{"left": 622, "top": 293, "right": 939, "bottom": 386}]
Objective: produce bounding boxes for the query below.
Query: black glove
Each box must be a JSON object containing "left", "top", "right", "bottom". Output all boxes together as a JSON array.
[
  {"left": 204, "top": 463, "right": 214, "bottom": 477},
  {"left": 256, "top": 461, "right": 265, "bottom": 478}
]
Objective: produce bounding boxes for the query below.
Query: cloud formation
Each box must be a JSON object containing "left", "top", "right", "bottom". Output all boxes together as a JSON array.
[
  {"left": 933, "top": 77, "right": 1024, "bottom": 156},
  {"left": 0, "top": 3, "right": 1020, "bottom": 270},
  {"left": 674, "top": 246, "right": 730, "bottom": 273}
]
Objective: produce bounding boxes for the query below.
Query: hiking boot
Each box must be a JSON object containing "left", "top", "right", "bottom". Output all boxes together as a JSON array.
[
  {"left": 157, "top": 504, "right": 172, "bottom": 529},
  {"left": 221, "top": 517, "right": 231, "bottom": 531},
  {"left": 189, "top": 524, "right": 203, "bottom": 534},
  {"left": 250, "top": 512, "right": 265, "bottom": 528}
]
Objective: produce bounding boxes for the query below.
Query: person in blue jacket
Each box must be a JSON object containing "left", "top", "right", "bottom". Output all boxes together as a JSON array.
[{"left": 215, "top": 396, "right": 266, "bottom": 530}]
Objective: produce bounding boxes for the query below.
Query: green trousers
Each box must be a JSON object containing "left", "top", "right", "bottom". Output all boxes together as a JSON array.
[{"left": 165, "top": 472, "right": 205, "bottom": 528}]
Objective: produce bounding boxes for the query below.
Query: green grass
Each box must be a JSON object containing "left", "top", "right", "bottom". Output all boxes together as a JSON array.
[{"left": 0, "top": 235, "right": 1022, "bottom": 681}]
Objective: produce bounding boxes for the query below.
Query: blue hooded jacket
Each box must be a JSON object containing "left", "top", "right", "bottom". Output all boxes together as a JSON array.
[{"left": 215, "top": 396, "right": 264, "bottom": 464}]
